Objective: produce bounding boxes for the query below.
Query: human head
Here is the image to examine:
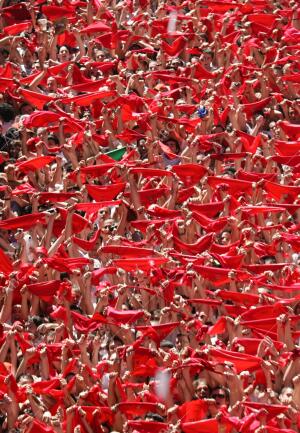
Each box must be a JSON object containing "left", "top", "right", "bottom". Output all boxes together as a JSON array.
[
  {"left": 58, "top": 45, "right": 71, "bottom": 63},
  {"left": 0, "top": 103, "right": 15, "bottom": 123},
  {"left": 211, "top": 386, "right": 230, "bottom": 407}
]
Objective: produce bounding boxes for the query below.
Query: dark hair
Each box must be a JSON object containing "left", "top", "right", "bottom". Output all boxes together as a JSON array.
[
  {"left": 212, "top": 385, "right": 230, "bottom": 400},
  {"left": 28, "top": 315, "right": 44, "bottom": 327},
  {"left": 127, "top": 208, "right": 137, "bottom": 222},
  {"left": 0, "top": 103, "right": 15, "bottom": 123},
  {"left": 21, "top": 205, "right": 32, "bottom": 216},
  {"left": 145, "top": 413, "right": 165, "bottom": 422},
  {"left": 111, "top": 336, "right": 123, "bottom": 345},
  {"left": 60, "top": 272, "right": 70, "bottom": 280},
  {"left": 19, "top": 373, "right": 34, "bottom": 383},
  {"left": 19, "top": 102, "right": 33, "bottom": 114},
  {"left": 48, "top": 134, "right": 59, "bottom": 144},
  {"left": 0, "top": 48, "right": 9, "bottom": 57},
  {"left": 164, "top": 138, "right": 180, "bottom": 154}
]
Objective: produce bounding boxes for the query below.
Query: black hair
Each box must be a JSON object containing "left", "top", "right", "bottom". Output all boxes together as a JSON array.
[
  {"left": 48, "top": 134, "right": 59, "bottom": 144},
  {"left": 212, "top": 385, "right": 230, "bottom": 400},
  {"left": 164, "top": 138, "right": 180, "bottom": 154},
  {"left": 127, "top": 208, "right": 137, "bottom": 222},
  {"left": 113, "top": 336, "right": 123, "bottom": 345},
  {"left": 28, "top": 315, "right": 44, "bottom": 327},
  {"left": 145, "top": 413, "right": 165, "bottom": 422},
  {"left": 261, "top": 255, "right": 276, "bottom": 264},
  {"left": 0, "top": 48, "right": 9, "bottom": 57},
  {"left": 20, "top": 205, "right": 32, "bottom": 216},
  {"left": 19, "top": 373, "right": 34, "bottom": 383},
  {"left": 0, "top": 103, "right": 15, "bottom": 123},
  {"left": 60, "top": 272, "right": 70, "bottom": 280},
  {"left": 19, "top": 102, "right": 33, "bottom": 114}
]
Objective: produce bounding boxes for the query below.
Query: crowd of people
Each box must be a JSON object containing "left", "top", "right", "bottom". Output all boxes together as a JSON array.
[{"left": 0, "top": 0, "right": 300, "bottom": 432}]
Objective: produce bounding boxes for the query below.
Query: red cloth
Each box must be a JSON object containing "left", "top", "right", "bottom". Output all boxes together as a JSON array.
[
  {"left": 106, "top": 306, "right": 145, "bottom": 324},
  {"left": 278, "top": 121, "right": 300, "bottom": 139},
  {"left": 187, "top": 298, "right": 222, "bottom": 307},
  {"left": 173, "top": 233, "right": 213, "bottom": 254},
  {"left": 117, "top": 401, "right": 160, "bottom": 417},
  {"left": 115, "top": 129, "right": 146, "bottom": 143},
  {"left": 20, "top": 89, "right": 55, "bottom": 110},
  {"left": 78, "top": 163, "right": 115, "bottom": 182},
  {"left": 188, "top": 201, "right": 224, "bottom": 217},
  {"left": 74, "top": 200, "right": 122, "bottom": 215},
  {"left": 127, "top": 420, "right": 167, "bottom": 433},
  {"left": 86, "top": 183, "right": 125, "bottom": 201},
  {"left": 193, "top": 265, "right": 250, "bottom": 286},
  {"left": 209, "top": 348, "right": 262, "bottom": 373},
  {"left": 4, "top": 20, "right": 32, "bottom": 35},
  {"left": 26, "top": 280, "right": 61, "bottom": 302},
  {"left": 0, "top": 249, "right": 13, "bottom": 275},
  {"left": 38, "top": 192, "right": 76, "bottom": 204},
  {"left": 23, "top": 111, "right": 62, "bottom": 127},
  {"left": 112, "top": 257, "right": 168, "bottom": 271},
  {"left": 161, "top": 36, "right": 186, "bottom": 57},
  {"left": 242, "top": 97, "right": 271, "bottom": 118},
  {"left": 172, "top": 164, "right": 207, "bottom": 186},
  {"left": 16, "top": 156, "right": 56, "bottom": 173},
  {"left": 0, "top": 78, "right": 16, "bottom": 92},
  {"left": 100, "top": 245, "right": 154, "bottom": 257},
  {"left": 217, "top": 290, "right": 259, "bottom": 307},
  {"left": 80, "top": 21, "right": 111, "bottom": 34},
  {"left": 43, "top": 257, "right": 90, "bottom": 273},
  {"left": 177, "top": 399, "right": 208, "bottom": 422},
  {"left": 247, "top": 14, "right": 277, "bottom": 26},
  {"left": 274, "top": 139, "right": 300, "bottom": 156},
  {"left": 207, "top": 176, "right": 253, "bottom": 196},
  {"left": 158, "top": 141, "right": 179, "bottom": 159},
  {"left": 242, "top": 402, "right": 289, "bottom": 419},
  {"left": 60, "top": 90, "right": 116, "bottom": 107},
  {"left": 182, "top": 418, "right": 233, "bottom": 433},
  {"left": 129, "top": 167, "right": 173, "bottom": 177},
  {"left": 0, "top": 213, "right": 46, "bottom": 230},
  {"left": 136, "top": 322, "right": 180, "bottom": 344},
  {"left": 131, "top": 186, "right": 170, "bottom": 206},
  {"left": 73, "top": 229, "right": 101, "bottom": 252},
  {"left": 208, "top": 317, "right": 227, "bottom": 336},
  {"left": 41, "top": 4, "right": 76, "bottom": 20}
]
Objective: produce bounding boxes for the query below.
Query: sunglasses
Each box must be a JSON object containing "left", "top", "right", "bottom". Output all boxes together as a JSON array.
[
  {"left": 212, "top": 394, "right": 226, "bottom": 399},
  {"left": 103, "top": 225, "right": 117, "bottom": 232}
]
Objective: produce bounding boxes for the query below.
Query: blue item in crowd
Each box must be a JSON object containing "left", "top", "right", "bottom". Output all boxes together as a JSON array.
[{"left": 197, "top": 106, "right": 208, "bottom": 118}]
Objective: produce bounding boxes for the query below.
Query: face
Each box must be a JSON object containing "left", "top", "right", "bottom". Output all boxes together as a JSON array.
[
  {"left": 165, "top": 140, "right": 179, "bottom": 154},
  {"left": 280, "top": 387, "right": 293, "bottom": 405},
  {"left": 195, "top": 381, "right": 210, "bottom": 399},
  {"left": 47, "top": 77, "right": 57, "bottom": 92},
  {"left": 253, "top": 159, "right": 263, "bottom": 173},
  {"left": 9, "top": 142, "right": 21, "bottom": 159},
  {"left": 19, "top": 375, "right": 34, "bottom": 387},
  {"left": 101, "top": 219, "right": 117, "bottom": 236},
  {"left": 58, "top": 46, "right": 70, "bottom": 62},
  {"left": 220, "top": 231, "right": 231, "bottom": 245},
  {"left": 12, "top": 305, "right": 22, "bottom": 321},
  {"left": 202, "top": 53, "right": 213, "bottom": 69},
  {"left": 95, "top": 51, "right": 105, "bottom": 61},
  {"left": 211, "top": 388, "right": 228, "bottom": 407}
]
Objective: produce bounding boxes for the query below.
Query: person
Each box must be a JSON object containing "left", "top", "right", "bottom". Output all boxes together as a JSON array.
[{"left": 0, "top": 1, "right": 299, "bottom": 433}]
